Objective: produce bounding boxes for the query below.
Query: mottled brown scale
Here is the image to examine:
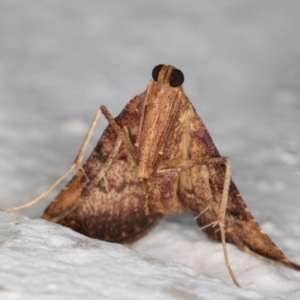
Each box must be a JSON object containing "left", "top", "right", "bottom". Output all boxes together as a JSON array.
[
  {"left": 43, "top": 95, "right": 163, "bottom": 243},
  {"left": 43, "top": 64, "right": 300, "bottom": 277}
]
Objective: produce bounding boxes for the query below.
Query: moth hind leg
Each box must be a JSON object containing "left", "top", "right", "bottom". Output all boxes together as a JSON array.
[
  {"left": 213, "top": 158, "right": 241, "bottom": 286},
  {"left": 177, "top": 157, "right": 240, "bottom": 286}
]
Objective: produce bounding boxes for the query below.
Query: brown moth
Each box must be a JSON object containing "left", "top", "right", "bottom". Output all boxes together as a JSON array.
[{"left": 5, "top": 64, "right": 300, "bottom": 286}]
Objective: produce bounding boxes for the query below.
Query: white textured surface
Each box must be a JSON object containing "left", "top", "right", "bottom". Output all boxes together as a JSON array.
[
  {"left": 0, "top": 212, "right": 264, "bottom": 300},
  {"left": 1, "top": 1, "right": 300, "bottom": 299}
]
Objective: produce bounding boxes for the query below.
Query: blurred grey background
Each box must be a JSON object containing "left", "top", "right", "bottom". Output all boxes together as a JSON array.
[{"left": 1, "top": 0, "right": 300, "bottom": 247}]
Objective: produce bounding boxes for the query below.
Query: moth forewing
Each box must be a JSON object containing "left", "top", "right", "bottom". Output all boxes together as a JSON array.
[{"left": 44, "top": 94, "right": 163, "bottom": 242}]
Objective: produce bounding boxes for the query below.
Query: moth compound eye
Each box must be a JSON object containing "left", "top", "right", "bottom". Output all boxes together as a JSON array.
[
  {"left": 169, "top": 68, "right": 184, "bottom": 87},
  {"left": 152, "top": 64, "right": 164, "bottom": 81}
]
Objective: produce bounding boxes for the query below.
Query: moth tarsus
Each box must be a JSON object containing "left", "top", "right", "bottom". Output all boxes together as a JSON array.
[{"left": 4, "top": 64, "right": 300, "bottom": 287}]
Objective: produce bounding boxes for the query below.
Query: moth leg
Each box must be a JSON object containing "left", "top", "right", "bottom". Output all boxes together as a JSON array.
[
  {"left": 198, "top": 157, "right": 239, "bottom": 286},
  {"left": 194, "top": 205, "right": 210, "bottom": 220},
  {"left": 202, "top": 157, "right": 240, "bottom": 287},
  {"left": 101, "top": 106, "right": 159, "bottom": 216},
  {"left": 199, "top": 220, "right": 218, "bottom": 230},
  {"left": 163, "top": 158, "right": 239, "bottom": 286},
  {"left": 43, "top": 137, "right": 124, "bottom": 223},
  {"left": 3, "top": 108, "right": 103, "bottom": 212},
  {"left": 100, "top": 106, "right": 137, "bottom": 162}
]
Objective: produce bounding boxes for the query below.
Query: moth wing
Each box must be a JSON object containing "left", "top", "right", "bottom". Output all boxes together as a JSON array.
[
  {"left": 43, "top": 94, "right": 162, "bottom": 243},
  {"left": 177, "top": 101, "right": 300, "bottom": 269}
]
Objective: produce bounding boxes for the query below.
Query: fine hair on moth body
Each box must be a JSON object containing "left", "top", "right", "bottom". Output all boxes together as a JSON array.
[{"left": 4, "top": 64, "right": 300, "bottom": 287}]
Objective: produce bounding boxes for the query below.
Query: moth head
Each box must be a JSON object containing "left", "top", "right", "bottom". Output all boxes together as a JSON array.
[{"left": 152, "top": 64, "right": 184, "bottom": 88}]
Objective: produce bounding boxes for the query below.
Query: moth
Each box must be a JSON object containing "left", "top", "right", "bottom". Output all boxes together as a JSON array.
[{"left": 5, "top": 64, "right": 300, "bottom": 286}]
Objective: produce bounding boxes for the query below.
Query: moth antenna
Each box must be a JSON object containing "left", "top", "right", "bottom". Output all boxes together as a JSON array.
[{"left": 3, "top": 107, "right": 103, "bottom": 212}]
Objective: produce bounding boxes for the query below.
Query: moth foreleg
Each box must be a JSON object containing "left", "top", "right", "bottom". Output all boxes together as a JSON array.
[
  {"left": 169, "top": 157, "right": 239, "bottom": 286},
  {"left": 100, "top": 106, "right": 137, "bottom": 162},
  {"left": 3, "top": 108, "right": 103, "bottom": 212}
]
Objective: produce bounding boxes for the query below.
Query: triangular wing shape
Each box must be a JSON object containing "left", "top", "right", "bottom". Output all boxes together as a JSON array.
[
  {"left": 176, "top": 100, "right": 300, "bottom": 270},
  {"left": 43, "top": 94, "right": 162, "bottom": 243}
]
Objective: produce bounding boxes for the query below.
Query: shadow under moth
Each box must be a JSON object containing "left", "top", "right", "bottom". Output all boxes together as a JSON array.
[{"left": 5, "top": 64, "right": 300, "bottom": 286}]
